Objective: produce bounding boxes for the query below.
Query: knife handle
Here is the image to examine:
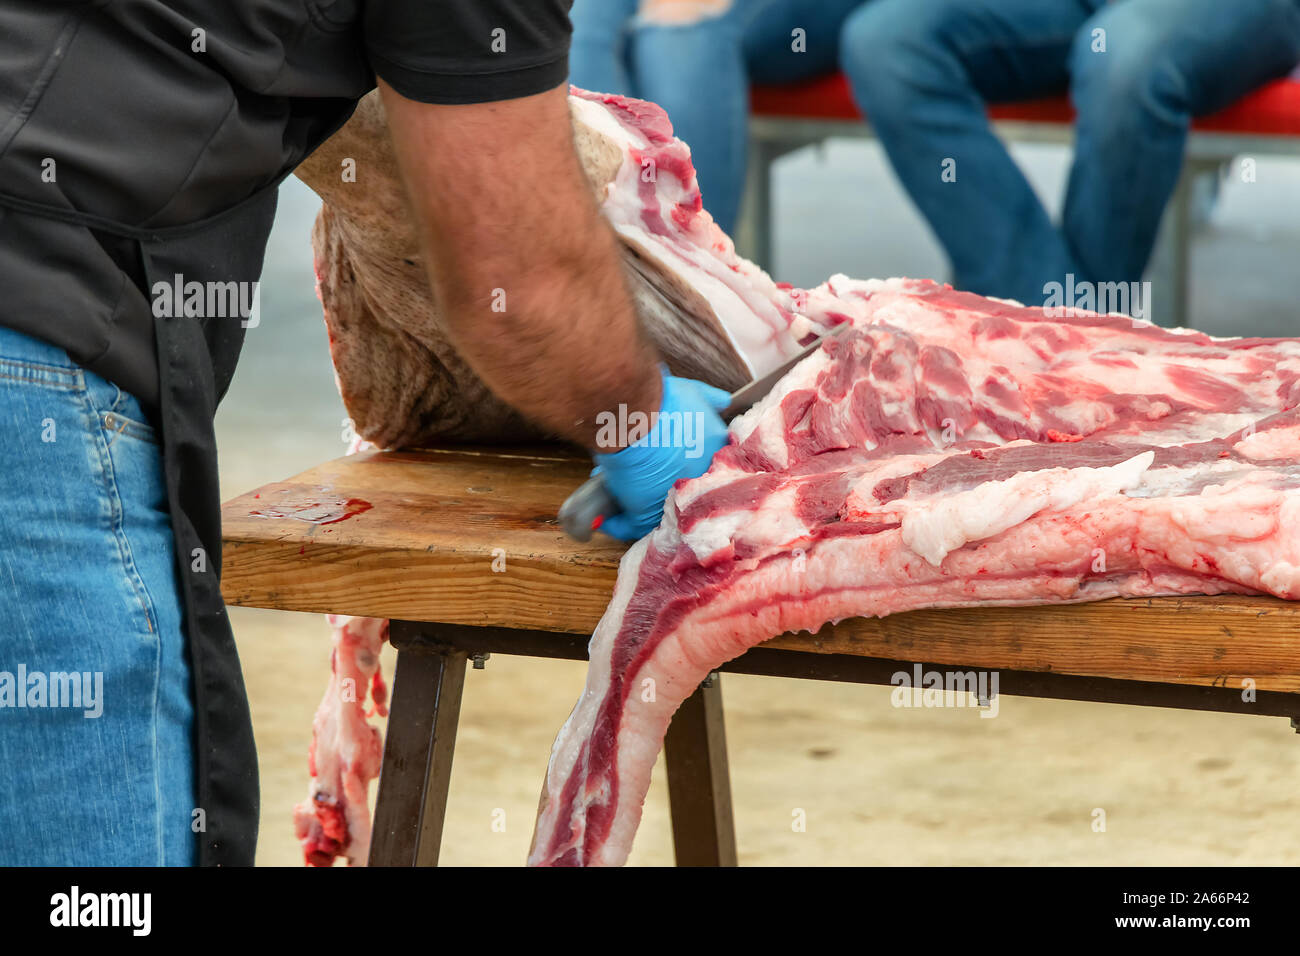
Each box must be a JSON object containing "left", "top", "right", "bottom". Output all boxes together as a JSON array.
[{"left": 559, "top": 475, "right": 620, "bottom": 542}]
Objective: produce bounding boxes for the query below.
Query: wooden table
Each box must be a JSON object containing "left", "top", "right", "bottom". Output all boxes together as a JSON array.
[{"left": 221, "top": 446, "right": 1300, "bottom": 866}]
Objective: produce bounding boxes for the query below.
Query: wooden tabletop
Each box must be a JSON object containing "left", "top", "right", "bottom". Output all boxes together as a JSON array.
[{"left": 221, "top": 447, "right": 1300, "bottom": 693}]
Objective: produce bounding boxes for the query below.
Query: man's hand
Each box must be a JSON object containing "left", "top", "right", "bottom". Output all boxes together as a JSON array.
[
  {"left": 594, "top": 369, "right": 731, "bottom": 540},
  {"left": 377, "top": 80, "right": 661, "bottom": 447}
]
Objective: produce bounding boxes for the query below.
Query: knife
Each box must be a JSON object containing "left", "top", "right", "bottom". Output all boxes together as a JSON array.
[{"left": 559, "top": 325, "right": 846, "bottom": 542}]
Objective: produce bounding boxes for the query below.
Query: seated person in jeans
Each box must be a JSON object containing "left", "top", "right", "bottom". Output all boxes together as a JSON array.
[
  {"left": 840, "top": 0, "right": 1300, "bottom": 308},
  {"left": 571, "top": 0, "right": 862, "bottom": 235}
]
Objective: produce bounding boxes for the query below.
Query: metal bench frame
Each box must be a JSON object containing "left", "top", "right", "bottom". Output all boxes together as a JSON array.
[
  {"left": 367, "top": 618, "right": 1300, "bottom": 867},
  {"left": 736, "top": 115, "right": 1300, "bottom": 327}
]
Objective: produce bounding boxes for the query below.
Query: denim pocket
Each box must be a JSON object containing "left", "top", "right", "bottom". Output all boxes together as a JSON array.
[
  {"left": 100, "top": 407, "right": 158, "bottom": 446},
  {"left": 82, "top": 369, "right": 160, "bottom": 446},
  {"left": 0, "top": 329, "right": 158, "bottom": 444}
]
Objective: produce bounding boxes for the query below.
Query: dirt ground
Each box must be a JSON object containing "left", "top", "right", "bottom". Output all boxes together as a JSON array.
[{"left": 232, "top": 604, "right": 1300, "bottom": 867}]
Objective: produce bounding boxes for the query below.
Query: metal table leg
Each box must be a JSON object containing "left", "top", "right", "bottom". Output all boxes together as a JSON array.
[
  {"left": 368, "top": 624, "right": 466, "bottom": 867},
  {"left": 663, "top": 675, "right": 739, "bottom": 866}
]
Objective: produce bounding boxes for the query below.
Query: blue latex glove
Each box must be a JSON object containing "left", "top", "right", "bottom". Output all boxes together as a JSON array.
[{"left": 593, "top": 366, "right": 731, "bottom": 540}]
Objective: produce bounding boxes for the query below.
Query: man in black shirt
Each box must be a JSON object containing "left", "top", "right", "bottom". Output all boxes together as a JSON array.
[{"left": 0, "top": 1, "right": 727, "bottom": 865}]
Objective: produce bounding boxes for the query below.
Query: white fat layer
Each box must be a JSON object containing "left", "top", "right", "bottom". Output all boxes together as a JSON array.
[
  {"left": 1122, "top": 459, "right": 1251, "bottom": 498},
  {"left": 612, "top": 221, "right": 796, "bottom": 374},
  {"left": 900, "top": 452, "right": 1155, "bottom": 566},
  {"left": 1260, "top": 498, "right": 1300, "bottom": 595},
  {"left": 569, "top": 95, "right": 645, "bottom": 154},
  {"left": 681, "top": 483, "right": 809, "bottom": 562},
  {"left": 575, "top": 93, "right": 801, "bottom": 377},
  {"left": 1234, "top": 421, "right": 1300, "bottom": 461}
]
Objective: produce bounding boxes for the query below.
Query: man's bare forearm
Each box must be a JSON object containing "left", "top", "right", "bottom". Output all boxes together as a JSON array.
[{"left": 378, "top": 80, "right": 661, "bottom": 447}]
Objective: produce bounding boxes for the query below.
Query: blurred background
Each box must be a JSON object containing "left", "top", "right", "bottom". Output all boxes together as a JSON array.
[{"left": 219, "top": 140, "right": 1300, "bottom": 866}]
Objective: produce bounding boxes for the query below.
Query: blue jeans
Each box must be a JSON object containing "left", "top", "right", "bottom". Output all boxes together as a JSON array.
[
  {"left": 570, "top": 0, "right": 861, "bottom": 235},
  {"left": 0, "top": 325, "right": 196, "bottom": 865},
  {"left": 841, "top": 0, "right": 1300, "bottom": 305}
]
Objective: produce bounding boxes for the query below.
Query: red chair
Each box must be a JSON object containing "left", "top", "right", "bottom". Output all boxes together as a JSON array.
[{"left": 741, "top": 73, "right": 1300, "bottom": 325}]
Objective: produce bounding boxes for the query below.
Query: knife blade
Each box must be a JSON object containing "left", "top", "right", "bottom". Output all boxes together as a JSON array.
[{"left": 559, "top": 324, "right": 847, "bottom": 542}]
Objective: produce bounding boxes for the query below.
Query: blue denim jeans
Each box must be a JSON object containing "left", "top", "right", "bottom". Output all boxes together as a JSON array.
[
  {"left": 841, "top": 0, "right": 1300, "bottom": 306},
  {"left": 570, "top": 0, "right": 861, "bottom": 235},
  {"left": 0, "top": 325, "right": 196, "bottom": 865}
]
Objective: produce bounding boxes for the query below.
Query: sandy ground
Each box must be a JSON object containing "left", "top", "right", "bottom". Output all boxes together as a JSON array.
[{"left": 220, "top": 146, "right": 1300, "bottom": 867}]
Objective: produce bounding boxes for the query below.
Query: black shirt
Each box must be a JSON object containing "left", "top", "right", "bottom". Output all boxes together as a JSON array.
[
  {"left": 368, "top": 0, "right": 573, "bottom": 104},
  {"left": 0, "top": 0, "right": 575, "bottom": 409}
]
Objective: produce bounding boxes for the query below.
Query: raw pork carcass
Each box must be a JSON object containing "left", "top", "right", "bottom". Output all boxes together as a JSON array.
[
  {"left": 528, "top": 277, "right": 1300, "bottom": 866},
  {"left": 293, "top": 614, "right": 389, "bottom": 866},
  {"left": 291, "top": 436, "right": 391, "bottom": 867}
]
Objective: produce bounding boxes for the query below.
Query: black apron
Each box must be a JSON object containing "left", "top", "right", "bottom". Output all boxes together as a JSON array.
[{"left": 0, "top": 0, "right": 373, "bottom": 865}]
